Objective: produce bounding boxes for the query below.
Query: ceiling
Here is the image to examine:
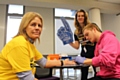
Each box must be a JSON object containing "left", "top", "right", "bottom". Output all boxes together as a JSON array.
[
  {"left": 98, "top": 0, "right": 120, "bottom": 4},
  {"left": 0, "top": 0, "right": 120, "bottom": 15}
]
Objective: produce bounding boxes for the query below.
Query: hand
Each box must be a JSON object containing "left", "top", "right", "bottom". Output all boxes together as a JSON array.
[
  {"left": 60, "top": 17, "right": 73, "bottom": 35},
  {"left": 34, "top": 78, "right": 38, "bottom": 80},
  {"left": 74, "top": 56, "right": 86, "bottom": 64},
  {"left": 63, "top": 59, "right": 76, "bottom": 65},
  {"left": 57, "top": 17, "right": 73, "bottom": 45}
]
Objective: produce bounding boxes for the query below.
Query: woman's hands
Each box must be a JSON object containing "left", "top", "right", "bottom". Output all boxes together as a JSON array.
[
  {"left": 74, "top": 56, "right": 86, "bottom": 64},
  {"left": 63, "top": 59, "right": 76, "bottom": 65},
  {"left": 34, "top": 78, "right": 38, "bottom": 80}
]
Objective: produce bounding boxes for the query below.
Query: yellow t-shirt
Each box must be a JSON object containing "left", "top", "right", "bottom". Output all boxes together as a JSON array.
[{"left": 0, "top": 35, "right": 43, "bottom": 80}]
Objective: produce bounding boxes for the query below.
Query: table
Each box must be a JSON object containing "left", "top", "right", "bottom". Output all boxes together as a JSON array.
[{"left": 53, "top": 64, "right": 89, "bottom": 80}]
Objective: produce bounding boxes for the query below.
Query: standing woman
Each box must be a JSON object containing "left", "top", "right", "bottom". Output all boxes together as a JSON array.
[{"left": 69, "top": 9, "right": 96, "bottom": 80}]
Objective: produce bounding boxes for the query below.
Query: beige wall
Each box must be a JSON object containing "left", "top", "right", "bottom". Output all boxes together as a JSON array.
[
  {"left": 0, "top": 4, "right": 6, "bottom": 51},
  {"left": 101, "top": 13, "right": 120, "bottom": 40}
]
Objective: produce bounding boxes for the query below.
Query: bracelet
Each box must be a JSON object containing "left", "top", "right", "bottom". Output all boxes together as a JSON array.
[{"left": 61, "top": 60, "right": 63, "bottom": 66}]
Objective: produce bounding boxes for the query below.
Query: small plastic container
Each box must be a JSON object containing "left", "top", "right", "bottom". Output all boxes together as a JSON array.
[{"left": 47, "top": 54, "right": 60, "bottom": 60}]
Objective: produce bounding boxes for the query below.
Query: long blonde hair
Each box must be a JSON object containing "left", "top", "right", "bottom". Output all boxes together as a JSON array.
[
  {"left": 14, "top": 12, "right": 43, "bottom": 42},
  {"left": 74, "top": 9, "right": 90, "bottom": 35}
]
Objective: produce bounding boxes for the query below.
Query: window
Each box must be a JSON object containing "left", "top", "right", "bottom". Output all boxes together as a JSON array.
[
  {"left": 6, "top": 4, "right": 24, "bottom": 43},
  {"left": 8, "top": 4, "right": 24, "bottom": 14},
  {"left": 55, "top": 8, "right": 76, "bottom": 18},
  {"left": 6, "top": 16, "right": 22, "bottom": 43},
  {"left": 54, "top": 8, "right": 81, "bottom": 55}
]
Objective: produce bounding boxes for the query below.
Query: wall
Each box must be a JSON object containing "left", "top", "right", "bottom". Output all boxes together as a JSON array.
[
  {"left": 0, "top": 4, "right": 6, "bottom": 50},
  {"left": 101, "top": 13, "right": 120, "bottom": 40}
]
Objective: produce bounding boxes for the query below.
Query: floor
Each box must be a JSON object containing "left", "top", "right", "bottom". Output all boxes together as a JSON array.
[{"left": 53, "top": 67, "right": 94, "bottom": 80}]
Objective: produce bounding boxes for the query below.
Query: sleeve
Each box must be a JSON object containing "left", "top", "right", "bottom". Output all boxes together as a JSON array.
[
  {"left": 16, "top": 70, "right": 34, "bottom": 80},
  {"left": 34, "top": 47, "right": 47, "bottom": 68},
  {"left": 35, "top": 57, "right": 47, "bottom": 68},
  {"left": 34, "top": 48, "right": 43, "bottom": 61},
  {"left": 7, "top": 46, "right": 31, "bottom": 73},
  {"left": 92, "top": 35, "right": 120, "bottom": 68},
  {"left": 74, "top": 34, "right": 79, "bottom": 41}
]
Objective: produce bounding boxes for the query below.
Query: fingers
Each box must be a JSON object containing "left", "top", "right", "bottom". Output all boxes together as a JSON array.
[
  {"left": 57, "top": 26, "right": 65, "bottom": 37},
  {"left": 71, "top": 57, "right": 76, "bottom": 60},
  {"left": 60, "top": 17, "right": 71, "bottom": 32},
  {"left": 58, "top": 26, "right": 65, "bottom": 33},
  {"left": 69, "top": 61, "right": 77, "bottom": 65},
  {"left": 34, "top": 78, "right": 38, "bottom": 80},
  {"left": 63, "top": 59, "right": 76, "bottom": 65},
  {"left": 64, "top": 59, "right": 69, "bottom": 61},
  {"left": 61, "top": 17, "right": 69, "bottom": 30}
]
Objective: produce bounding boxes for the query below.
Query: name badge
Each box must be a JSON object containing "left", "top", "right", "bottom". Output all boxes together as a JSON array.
[{"left": 96, "top": 67, "right": 100, "bottom": 72}]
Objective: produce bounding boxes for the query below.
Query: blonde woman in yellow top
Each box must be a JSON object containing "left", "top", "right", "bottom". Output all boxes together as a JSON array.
[{"left": 0, "top": 12, "right": 76, "bottom": 80}]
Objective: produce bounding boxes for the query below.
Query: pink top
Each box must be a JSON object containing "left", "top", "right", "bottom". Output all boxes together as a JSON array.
[{"left": 92, "top": 31, "right": 120, "bottom": 78}]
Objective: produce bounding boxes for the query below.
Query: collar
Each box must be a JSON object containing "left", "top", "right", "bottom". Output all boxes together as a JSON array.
[{"left": 28, "top": 37, "right": 34, "bottom": 44}]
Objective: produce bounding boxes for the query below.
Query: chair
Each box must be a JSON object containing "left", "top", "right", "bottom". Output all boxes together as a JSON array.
[{"left": 35, "top": 66, "right": 60, "bottom": 80}]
